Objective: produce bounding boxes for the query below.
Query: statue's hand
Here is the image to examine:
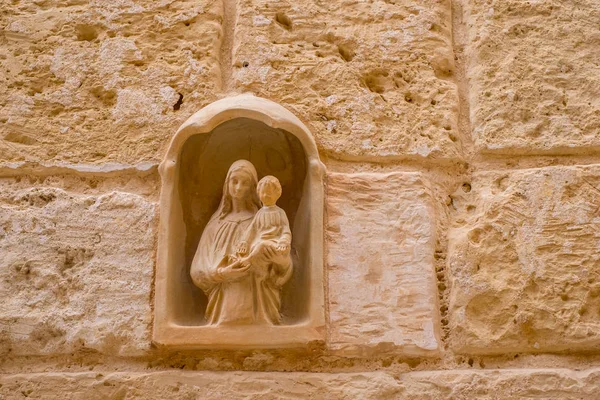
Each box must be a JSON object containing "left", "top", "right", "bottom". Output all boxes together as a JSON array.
[
  {"left": 217, "top": 260, "right": 250, "bottom": 281},
  {"left": 276, "top": 242, "right": 290, "bottom": 253},
  {"left": 260, "top": 244, "right": 279, "bottom": 259},
  {"left": 240, "top": 257, "right": 252, "bottom": 269},
  {"left": 236, "top": 241, "right": 248, "bottom": 255}
]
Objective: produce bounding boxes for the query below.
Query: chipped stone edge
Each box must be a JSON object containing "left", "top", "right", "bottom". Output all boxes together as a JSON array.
[
  {"left": 0, "top": 161, "right": 158, "bottom": 178},
  {"left": 1, "top": 367, "right": 599, "bottom": 384}
]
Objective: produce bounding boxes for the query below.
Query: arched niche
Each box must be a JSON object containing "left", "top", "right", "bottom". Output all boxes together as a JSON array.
[{"left": 153, "top": 94, "right": 325, "bottom": 349}]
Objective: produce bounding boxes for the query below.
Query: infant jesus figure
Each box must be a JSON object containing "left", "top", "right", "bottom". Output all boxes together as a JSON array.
[{"left": 232, "top": 175, "right": 293, "bottom": 284}]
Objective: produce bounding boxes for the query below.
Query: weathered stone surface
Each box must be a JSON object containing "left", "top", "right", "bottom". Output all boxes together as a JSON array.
[
  {"left": 233, "top": 0, "right": 459, "bottom": 160},
  {"left": 399, "top": 368, "right": 600, "bottom": 399},
  {"left": 326, "top": 172, "right": 441, "bottom": 356},
  {"left": 0, "top": 0, "right": 221, "bottom": 164},
  {"left": 448, "top": 165, "right": 600, "bottom": 354},
  {"left": 0, "top": 371, "right": 401, "bottom": 399},
  {"left": 0, "top": 181, "right": 156, "bottom": 356},
  {"left": 1, "top": 368, "right": 599, "bottom": 399},
  {"left": 464, "top": 0, "right": 600, "bottom": 153}
]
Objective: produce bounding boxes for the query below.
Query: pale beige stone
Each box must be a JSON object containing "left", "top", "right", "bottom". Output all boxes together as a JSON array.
[
  {"left": 190, "top": 163, "right": 293, "bottom": 326},
  {"left": 448, "top": 165, "right": 600, "bottom": 354},
  {"left": 463, "top": 0, "right": 600, "bottom": 154},
  {"left": 154, "top": 94, "right": 325, "bottom": 349},
  {"left": 398, "top": 368, "right": 600, "bottom": 399},
  {"left": 327, "top": 172, "right": 441, "bottom": 356},
  {"left": 0, "top": 182, "right": 156, "bottom": 356},
  {"left": 0, "top": 371, "right": 401, "bottom": 399},
  {"left": 3, "top": 0, "right": 600, "bottom": 390},
  {"left": 1, "top": 369, "right": 599, "bottom": 399},
  {"left": 233, "top": 0, "right": 460, "bottom": 160},
  {"left": 0, "top": 0, "right": 222, "bottom": 164}
]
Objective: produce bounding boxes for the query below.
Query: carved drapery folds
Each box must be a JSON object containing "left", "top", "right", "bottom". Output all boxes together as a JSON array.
[{"left": 153, "top": 94, "right": 325, "bottom": 348}]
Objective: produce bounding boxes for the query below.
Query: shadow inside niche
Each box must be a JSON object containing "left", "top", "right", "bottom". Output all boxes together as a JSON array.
[{"left": 174, "top": 117, "right": 308, "bottom": 326}]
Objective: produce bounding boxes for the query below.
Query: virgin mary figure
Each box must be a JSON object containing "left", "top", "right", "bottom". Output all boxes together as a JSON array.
[{"left": 190, "top": 159, "right": 292, "bottom": 325}]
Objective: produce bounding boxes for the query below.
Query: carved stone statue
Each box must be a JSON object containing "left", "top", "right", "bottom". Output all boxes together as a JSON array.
[{"left": 190, "top": 160, "right": 293, "bottom": 325}]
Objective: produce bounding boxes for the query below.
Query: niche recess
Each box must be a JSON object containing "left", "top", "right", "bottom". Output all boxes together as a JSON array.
[{"left": 153, "top": 94, "right": 325, "bottom": 349}]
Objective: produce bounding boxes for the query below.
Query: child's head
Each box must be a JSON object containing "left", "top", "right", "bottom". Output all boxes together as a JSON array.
[{"left": 257, "top": 175, "right": 282, "bottom": 206}]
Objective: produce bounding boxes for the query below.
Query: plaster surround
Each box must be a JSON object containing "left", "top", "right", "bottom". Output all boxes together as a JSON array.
[{"left": 153, "top": 94, "right": 326, "bottom": 349}]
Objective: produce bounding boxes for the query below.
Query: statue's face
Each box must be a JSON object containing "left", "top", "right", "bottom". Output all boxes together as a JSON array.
[
  {"left": 228, "top": 170, "right": 253, "bottom": 200},
  {"left": 258, "top": 185, "right": 278, "bottom": 206}
]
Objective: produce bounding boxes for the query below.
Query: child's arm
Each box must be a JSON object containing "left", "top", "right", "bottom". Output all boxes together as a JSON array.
[
  {"left": 276, "top": 208, "right": 292, "bottom": 252},
  {"left": 236, "top": 216, "right": 257, "bottom": 256}
]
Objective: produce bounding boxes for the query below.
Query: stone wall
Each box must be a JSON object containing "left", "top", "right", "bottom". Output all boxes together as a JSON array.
[{"left": 1, "top": 0, "right": 600, "bottom": 398}]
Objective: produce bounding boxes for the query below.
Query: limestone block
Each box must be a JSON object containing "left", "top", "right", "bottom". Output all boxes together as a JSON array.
[
  {"left": 0, "top": 371, "right": 402, "bottom": 399},
  {"left": 0, "top": 182, "right": 156, "bottom": 356},
  {"left": 464, "top": 0, "right": 600, "bottom": 153},
  {"left": 0, "top": 0, "right": 222, "bottom": 164},
  {"left": 448, "top": 165, "right": 600, "bottom": 354},
  {"left": 234, "top": 0, "right": 459, "bottom": 160},
  {"left": 1, "top": 369, "right": 599, "bottom": 399},
  {"left": 326, "top": 172, "right": 441, "bottom": 356},
  {"left": 398, "top": 368, "right": 600, "bottom": 399}
]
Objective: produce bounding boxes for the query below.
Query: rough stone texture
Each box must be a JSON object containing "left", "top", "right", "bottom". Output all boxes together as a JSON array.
[
  {"left": 448, "top": 165, "right": 600, "bottom": 354},
  {"left": 233, "top": 0, "right": 460, "bottom": 160},
  {"left": 1, "top": 368, "right": 599, "bottom": 399},
  {"left": 399, "top": 368, "right": 600, "bottom": 399},
  {"left": 326, "top": 172, "right": 441, "bottom": 356},
  {"left": 1, "top": 0, "right": 600, "bottom": 395},
  {"left": 0, "top": 179, "right": 156, "bottom": 356},
  {"left": 464, "top": 0, "right": 600, "bottom": 154},
  {"left": 0, "top": 0, "right": 222, "bottom": 164}
]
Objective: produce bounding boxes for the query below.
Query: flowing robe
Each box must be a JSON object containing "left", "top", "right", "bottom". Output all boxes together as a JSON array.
[{"left": 190, "top": 212, "right": 292, "bottom": 325}]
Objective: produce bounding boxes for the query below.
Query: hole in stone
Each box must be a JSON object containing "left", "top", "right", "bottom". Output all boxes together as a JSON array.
[
  {"left": 4, "top": 130, "right": 37, "bottom": 145},
  {"left": 468, "top": 228, "right": 482, "bottom": 244},
  {"left": 275, "top": 12, "right": 292, "bottom": 30},
  {"left": 337, "top": 44, "right": 354, "bottom": 62},
  {"left": 363, "top": 69, "right": 390, "bottom": 94},
  {"left": 173, "top": 93, "right": 184, "bottom": 111},
  {"left": 242, "top": 61, "right": 249, "bottom": 68},
  {"left": 75, "top": 24, "right": 98, "bottom": 41},
  {"left": 462, "top": 183, "right": 472, "bottom": 193},
  {"left": 90, "top": 86, "right": 117, "bottom": 107}
]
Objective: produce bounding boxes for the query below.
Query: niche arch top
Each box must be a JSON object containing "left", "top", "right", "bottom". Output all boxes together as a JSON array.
[
  {"left": 161, "top": 94, "right": 322, "bottom": 172},
  {"left": 154, "top": 94, "right": 326, "bottom": 349}
]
